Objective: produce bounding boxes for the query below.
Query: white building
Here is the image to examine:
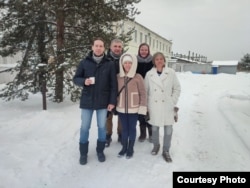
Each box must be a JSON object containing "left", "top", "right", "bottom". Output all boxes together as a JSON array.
[
  {"left": 0, "top": 54, "right": 20, "bottom": 84},
  {"left": 211, "top": 61, "right": 239, "bottom": 74},
  {"left": 114, "top": 20, "right": 172, "bottom": 61}
]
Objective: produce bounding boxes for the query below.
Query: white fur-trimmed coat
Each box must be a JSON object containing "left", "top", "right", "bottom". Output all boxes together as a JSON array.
[{"left": 145, "top": 67, "right": 181, "bottom": 126}]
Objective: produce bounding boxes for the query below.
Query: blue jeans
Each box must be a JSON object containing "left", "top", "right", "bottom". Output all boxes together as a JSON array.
[
  {"left": 79, "top": 108, "right": 107, "bottom": 144},
  {"left": 118, "top": 113, "right": 138, "bottom": 141}
]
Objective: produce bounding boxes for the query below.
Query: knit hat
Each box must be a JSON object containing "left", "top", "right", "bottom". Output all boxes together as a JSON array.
[{"left": 122, "top": 55, "right": 133, "bottom": 64}]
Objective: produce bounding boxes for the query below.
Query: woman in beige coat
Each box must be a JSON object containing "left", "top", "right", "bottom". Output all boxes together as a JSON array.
[
  {"left": 144, "top": 52, "right": 181, "bottom": 162},
  {"left": 116, "top": 53, "right": 147, "bottom": 159}
]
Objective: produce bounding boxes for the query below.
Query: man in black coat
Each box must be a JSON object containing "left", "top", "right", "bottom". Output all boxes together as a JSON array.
[
  {"left": 73, "top": 38, "right": 117, "bottom": 165},
  {"left": 105, "top": 39, "right": 123, "bottom": 147}
]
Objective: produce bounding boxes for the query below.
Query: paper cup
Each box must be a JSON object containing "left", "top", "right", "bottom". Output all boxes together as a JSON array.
[{"left": 89, "top": 77, "right": 95, "bottom": 84}]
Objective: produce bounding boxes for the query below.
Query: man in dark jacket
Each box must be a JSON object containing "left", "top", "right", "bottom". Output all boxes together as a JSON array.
[
  {"left": 105, "top": 39, "right": 123, "bottom": 147},
  {"left": 73, "top": 38, "right": 117, "bottom": 165}
]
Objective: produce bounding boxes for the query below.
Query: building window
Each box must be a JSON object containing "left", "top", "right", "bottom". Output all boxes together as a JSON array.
[
  {"left": 149, "top": 36, "right": 151, "bottom": 46},
  {"left": 134, "top": 30, "right": 137, "bottom": 43},
  {"left": 156, "top": 40, "right": 158, "bottom": 49},
  {"left": 159, "top": 42, "right": 161, "bottom": 50},
  {"left": 153, "top": 39, "right": 155, "bottom": 49},
  {"left": 145, "top": 35, "right": 147, "bottom": 43},
  {"left": 140, "top": 32, "right": 143, "bottom": 43}
]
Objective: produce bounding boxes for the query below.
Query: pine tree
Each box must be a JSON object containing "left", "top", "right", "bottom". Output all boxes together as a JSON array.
[
  {"left": 0, "top": 0, "right": 140, "bottom": 102},
  {"left": 238, "top": 53, "right": 250, "bottom": 71}
]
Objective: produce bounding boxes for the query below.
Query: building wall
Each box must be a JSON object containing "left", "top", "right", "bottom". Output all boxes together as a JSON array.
[
  {"left": 117, "top": 20, "right": 172, "bottom": 61},
  {"left": 0, "top": 69, "right": 17, "bottom": 84},
  {"left": 169, "top": 61, "right": 211, "bottom": 73},
  {"left": 170, "top": 63, "right": 237, "bottom": 74},
  {"left": 183, "top": 64, "right": 212, "bottom": 74},
  {"left": 218, "top": 66, "right": 237, "bottom": 74},
  {"left": 0, "top": 52, "right": 22, "bottom": 65},
  {"left": 0, "top": 53, "right": 21, "bottom": 83}
]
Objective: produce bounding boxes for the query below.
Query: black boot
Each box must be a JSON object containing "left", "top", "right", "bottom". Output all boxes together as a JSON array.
[
  {"left": 79, "top": 142, "right": 89, "bottom": 165},
  {"left": 147, "top": 123, "right": 152, "bottom": 143},
  {"left": 118, "top": 139, "right": 128, "bottom": 157},
  {"left": 138, "top": 124, "right": 146, "bottom": 142},
  {"left": 105, "top": 134, "right": 112, "bottom": 147},
  {"left": 162, "top": 151, "right": 172, "bottom": 162},
  {"left": 96, "top": 140, "right": 106, "bottom": 162},
  {"left": 126, "top": 140, "right": 135, "bottom": 159},
  {"left": 117, "top": 133, "right": 122, "bottom": 143},
  {"left": 151, "top": 144, "right": 160, "bottom": 155}
]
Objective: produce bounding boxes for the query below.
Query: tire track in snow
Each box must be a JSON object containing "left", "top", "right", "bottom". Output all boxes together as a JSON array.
[{"left": 218, "top": 94, "right": 250, "bottom": 155}]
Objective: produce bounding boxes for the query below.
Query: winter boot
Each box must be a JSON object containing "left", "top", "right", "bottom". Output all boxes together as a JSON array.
[
  {"left": 105, "top": 134, "right": 112, "bottom": 147},
  {"left": 126, "top": 140, "right": 135, "bottom": 159},
  {"left": 118, "top": 139, "right": 128, "bottom": 157},
  {"left": 79, "top": 142, "right": 89, "bottom": 165},
  {"left": 147, "top": 124, "right": 152, "bottom": 143},
  {"left": 138, "top": 124, "right": 146, "bottom": 142},
  {"left": 151, "top": 144, "right": 160, "bottom": 155},
  {"left": 162, "top": 151, "right": 172, "bottom": 162},
  {"left": 96, "top": 140, "right": 106, "bottom": 162}
]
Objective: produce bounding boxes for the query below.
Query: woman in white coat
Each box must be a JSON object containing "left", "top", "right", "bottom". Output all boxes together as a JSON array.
[{"left": 144, "top": 52, "right": 181, "bottom": 162}]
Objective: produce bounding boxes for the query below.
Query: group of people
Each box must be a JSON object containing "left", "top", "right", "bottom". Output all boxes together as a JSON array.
[{"left": 73, "top": 37, "right": 181, "bottom": 165}]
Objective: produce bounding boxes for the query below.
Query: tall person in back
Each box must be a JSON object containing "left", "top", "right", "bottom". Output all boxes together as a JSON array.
[
  {"left": 105, "top": 39, "right": 123, "bottom": 147},
  {"left": 136, "top": 43, "right": 154, "bottom": 142}
]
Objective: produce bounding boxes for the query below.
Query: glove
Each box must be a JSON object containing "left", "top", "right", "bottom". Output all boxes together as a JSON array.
[
  {"left": 111, "top": 107, "right": 118, "bottom": 115},
  {"left": 174, "top": 107, "right": 179, "bottom": 122},
  {"left": 144, "top": 112, "right": 150, "bottom": 121}
]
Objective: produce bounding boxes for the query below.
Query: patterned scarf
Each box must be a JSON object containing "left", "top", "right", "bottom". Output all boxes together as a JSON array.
[{"left": 137, "top": 54, "right": 153, "bottom": 63}]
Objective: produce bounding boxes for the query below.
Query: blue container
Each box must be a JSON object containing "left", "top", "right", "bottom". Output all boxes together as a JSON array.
[{"left": 212, "top": 66, "right": 218, "bottom": 74}]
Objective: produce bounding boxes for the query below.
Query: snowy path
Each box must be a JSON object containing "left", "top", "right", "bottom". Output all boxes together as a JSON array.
[
  {"left": 0, "top": 72, "right": 250, "bottom": 188},
  {"left": 176, "top": 73, "right": 250, "bottom": 172}
]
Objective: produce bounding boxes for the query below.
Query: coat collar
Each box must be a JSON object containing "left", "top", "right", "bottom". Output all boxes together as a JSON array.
[
  {"left": 148, "top": 67, "right": 170, "bottom": 89},
  {"left": 85, "top": 51, "right": 107, "bottom": 65}
]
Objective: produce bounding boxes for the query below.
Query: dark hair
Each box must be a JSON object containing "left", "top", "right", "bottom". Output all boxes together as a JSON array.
[
  {"left": 92, "top": 37, "right": 105, "bottom": 45},
  {"left": 138, "top": 43, "right": 150, "bottom": 58},
  {"left": 152, "top": 52, "right": 166, "bottom": 66}
]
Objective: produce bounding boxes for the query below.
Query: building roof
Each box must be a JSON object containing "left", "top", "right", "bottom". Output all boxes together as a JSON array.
[
  {"left": 171, "top": 56, "right": 199, "bottom": 64},
  {"left": 212, "top": 61, "right": 238, "bottom": 66},
  {"left": 132, "top": 20, "right": 172, "bottom": 44}
]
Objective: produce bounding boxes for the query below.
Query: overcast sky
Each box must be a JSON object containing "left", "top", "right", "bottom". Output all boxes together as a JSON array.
[{"left": 134, "top": 0, "right": 250, "bottom": 61}]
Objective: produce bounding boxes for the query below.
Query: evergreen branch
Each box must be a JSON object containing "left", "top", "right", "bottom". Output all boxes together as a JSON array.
[{"left": 16, "top": 25, "right": 38, "bottom": 84}]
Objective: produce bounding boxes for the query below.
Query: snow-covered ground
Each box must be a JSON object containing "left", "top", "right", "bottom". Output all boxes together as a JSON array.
[{"left": 0, "top": 72, "right": 250, "bottom": 188}]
